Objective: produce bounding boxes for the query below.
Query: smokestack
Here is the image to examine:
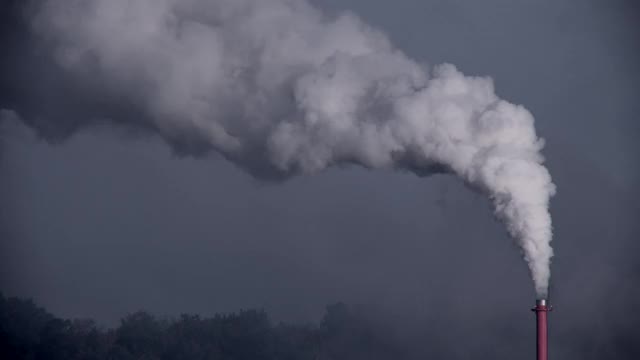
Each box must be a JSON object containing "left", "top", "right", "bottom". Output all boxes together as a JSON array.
[{"left": 532, "top": 299, "right": 551, "bottom": 360}]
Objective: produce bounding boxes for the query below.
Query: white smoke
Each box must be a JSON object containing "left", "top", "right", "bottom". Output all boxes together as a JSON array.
[{"left": 30, "top": 0, "right": 555, "bottom": 297}]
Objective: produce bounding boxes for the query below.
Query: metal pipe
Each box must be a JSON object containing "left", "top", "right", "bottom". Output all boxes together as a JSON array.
[{"left": 531, "top": 299, "right": 550, "bottom": 360}]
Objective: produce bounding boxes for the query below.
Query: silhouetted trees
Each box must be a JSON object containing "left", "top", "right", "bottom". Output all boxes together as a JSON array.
[{"left": 0, "top": 293, "right": 405, "bottom": 360}]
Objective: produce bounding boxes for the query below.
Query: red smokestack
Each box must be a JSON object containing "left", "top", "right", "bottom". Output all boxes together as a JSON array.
[{"left": 532, "top": 299, "right": 551, "bottom": 360}]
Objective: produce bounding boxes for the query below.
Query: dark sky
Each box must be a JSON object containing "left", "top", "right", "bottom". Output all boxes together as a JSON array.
[{"left": 1, "top": 0, "right": 639, "bottom": 359}]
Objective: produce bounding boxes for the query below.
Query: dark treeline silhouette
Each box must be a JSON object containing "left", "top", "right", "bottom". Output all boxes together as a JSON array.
[{"left": 0, "top": 292, "right": 406, "bottom": 360}]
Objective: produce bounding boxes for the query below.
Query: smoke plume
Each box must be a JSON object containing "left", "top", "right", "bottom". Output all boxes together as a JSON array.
[{"left": 6, "top": 0, "right": 555, "bottom": 297}]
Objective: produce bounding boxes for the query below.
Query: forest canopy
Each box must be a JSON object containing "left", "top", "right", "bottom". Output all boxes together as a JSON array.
[{"left": 0, "top": 292, "right": 405, "bottom": 360}]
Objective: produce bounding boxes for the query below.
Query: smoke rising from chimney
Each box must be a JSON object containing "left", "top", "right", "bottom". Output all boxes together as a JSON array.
[{"left": 14, "top": 0, "right": 556, "bottom": 297}]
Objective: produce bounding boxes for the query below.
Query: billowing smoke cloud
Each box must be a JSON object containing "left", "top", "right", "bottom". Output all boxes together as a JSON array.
[{"left": 10, "top": 0, "right": 555, "bottom": 297}]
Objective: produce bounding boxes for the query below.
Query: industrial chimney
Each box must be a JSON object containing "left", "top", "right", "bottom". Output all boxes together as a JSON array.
[{"left": 532, "top": 299, "right": 551, "bottom": 360}]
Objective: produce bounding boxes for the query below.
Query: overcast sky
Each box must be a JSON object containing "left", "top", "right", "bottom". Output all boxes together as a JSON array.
[{"left": 1, "top": 0, "right": 639, "bottom": 359}]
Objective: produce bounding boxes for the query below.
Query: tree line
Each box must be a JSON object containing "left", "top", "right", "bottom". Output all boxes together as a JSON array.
[{"left": 0, "top": 292, "right": 406, "bottom": 360}]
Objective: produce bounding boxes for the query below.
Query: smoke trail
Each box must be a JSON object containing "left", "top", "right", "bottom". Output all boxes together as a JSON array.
[{"left": 11, "top": 0, "right": 555, "bottom": 296}]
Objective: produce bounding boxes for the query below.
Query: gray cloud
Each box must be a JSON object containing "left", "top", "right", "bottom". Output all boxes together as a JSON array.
[{"left": 7, "top": 0, "right": 557, "bottom": 297}]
